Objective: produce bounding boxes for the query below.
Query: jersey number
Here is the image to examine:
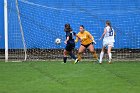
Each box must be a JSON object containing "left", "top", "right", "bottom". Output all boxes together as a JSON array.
[{"left": 109, "top": 30, "right": 113, "bottom": 36}]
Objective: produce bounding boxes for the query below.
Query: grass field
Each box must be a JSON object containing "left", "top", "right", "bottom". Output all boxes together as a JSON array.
[{"left": 0, "top": 61, "right": 140, "bottom": 93}]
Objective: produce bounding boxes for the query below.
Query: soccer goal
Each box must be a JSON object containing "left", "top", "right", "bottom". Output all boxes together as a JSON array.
[{"left": 4, "top": 0, "right": 140, "bottom": 62}]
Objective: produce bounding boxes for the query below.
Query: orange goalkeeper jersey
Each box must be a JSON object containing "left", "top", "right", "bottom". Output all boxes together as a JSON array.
[{"left": 75, "top": 30, "right": 94, "bottom": 45}]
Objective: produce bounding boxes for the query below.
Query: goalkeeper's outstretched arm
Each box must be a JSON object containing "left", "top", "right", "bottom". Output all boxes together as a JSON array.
[
  {"left": 75, "top": 36, "right": 79, "bottom": 43},
  {"left": 73, "top": 32, "right": 81, "bottom": 43}
]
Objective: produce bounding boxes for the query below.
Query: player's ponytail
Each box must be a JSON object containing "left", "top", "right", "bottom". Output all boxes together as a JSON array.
[{"left": 106, "top": 20, "right": 112, "bottom": 30}]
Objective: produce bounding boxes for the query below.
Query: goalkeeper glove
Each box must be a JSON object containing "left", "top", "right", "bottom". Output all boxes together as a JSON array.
[{"left": 73, "top": 32, "right": 76, "bottom": 36}]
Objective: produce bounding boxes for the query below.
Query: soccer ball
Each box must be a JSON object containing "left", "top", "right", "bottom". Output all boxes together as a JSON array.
[{"left": 55, "top": 38, "right": 61, "bottom": 44}]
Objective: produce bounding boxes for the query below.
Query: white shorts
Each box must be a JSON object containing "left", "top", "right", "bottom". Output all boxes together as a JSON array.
[{"left": 103, "top": 42, "right": 114, "bottom": 47}]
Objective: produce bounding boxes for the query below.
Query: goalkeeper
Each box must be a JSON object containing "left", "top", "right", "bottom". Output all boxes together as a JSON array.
[
  {"left": 63, "top": 24, "right": 77, "bottom": 64},
  {"left": 74, "top": 25, "right": 99, "bottom": 64}
]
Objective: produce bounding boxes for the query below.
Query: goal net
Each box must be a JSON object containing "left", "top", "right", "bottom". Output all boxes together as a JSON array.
[{"left": 5, "top": 0, "right": 140, "bottom": 61}]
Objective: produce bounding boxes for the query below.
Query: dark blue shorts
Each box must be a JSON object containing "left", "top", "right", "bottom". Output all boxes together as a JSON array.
[{"left": 65, "top": 40, "right": 75, "bottom": 51}]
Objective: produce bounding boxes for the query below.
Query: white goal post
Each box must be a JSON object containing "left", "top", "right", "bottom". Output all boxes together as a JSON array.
[
  {"left": 4, "top": 0, "right": 8, "bottom": 62},
  {"left": 4, "top": 0, "right": 27, "bottom": 62}
]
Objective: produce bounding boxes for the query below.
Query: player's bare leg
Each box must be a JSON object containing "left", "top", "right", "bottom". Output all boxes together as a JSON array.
[
  {"left": 74, "top": 45, "right": 85, "bottom": 64},
  {"left": 99, "top": 46, "right": 105, "bottom": 64},
  {"left": 88, "top": 44, "right": 99, "bottom": 62},
  {"left": 108, "top": 46, "right": 112, "bottom": 64}
]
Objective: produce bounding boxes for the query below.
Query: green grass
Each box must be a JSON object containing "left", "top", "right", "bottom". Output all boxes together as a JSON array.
[{"left": 0, "top": 61, "right": 140, "bottom": 93}]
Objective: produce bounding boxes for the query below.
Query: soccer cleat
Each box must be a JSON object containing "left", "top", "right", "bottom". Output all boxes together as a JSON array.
[
  {"left": 108, "top": 62, "right": 112, "bottom": 64},
  {"left": 99, "top": 62, "right": 102, "bottom": 64},
  {"left": 108, "top": 58, "right": 112, "bottom": 64},
  {"left": 74, "top": 59, "right": 79, "bottom": 64}
]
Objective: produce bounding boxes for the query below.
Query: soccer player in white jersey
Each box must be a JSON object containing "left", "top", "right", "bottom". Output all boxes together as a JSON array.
[{"left": 99, "top": 20, "right": 115, "bottom": 64}]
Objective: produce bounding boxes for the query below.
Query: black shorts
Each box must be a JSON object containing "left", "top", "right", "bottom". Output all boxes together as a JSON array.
[
  {"left": 81, "top": 42, "right": 93, "bottom": 48},
  {"left": 65, "top": 40, "right": 75, "bottom": 51}
]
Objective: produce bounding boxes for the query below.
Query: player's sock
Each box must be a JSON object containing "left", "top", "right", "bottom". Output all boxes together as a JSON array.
[
  {"left": 109, "top": 53, "right": 112, "bottom": 59},
  {"left": 63, "top": 57, "right": 67, "bottom": 63},
  {"left": 77, "top": 53, "right": 82, "bottom": 61},
  {"left": 99, "top": 52, "right": 104, "bottom": 63},
  {"left": 92, "top": 51, "right": 98, "bottom": 60},
  {"left": 69, "top": 52, "right": 76, "bottom": 60},
  {"left": 108, "top": 53, "right": 112, "bottom": 62}
]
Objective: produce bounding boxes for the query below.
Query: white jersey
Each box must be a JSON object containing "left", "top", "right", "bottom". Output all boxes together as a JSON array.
[{"left": 103, "top": 26, "right": 115, "bottom": 43}]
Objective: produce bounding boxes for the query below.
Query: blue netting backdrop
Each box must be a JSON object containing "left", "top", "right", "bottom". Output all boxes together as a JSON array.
[{"left": 7, "top": 0, "right": 140, "bottom": 49}]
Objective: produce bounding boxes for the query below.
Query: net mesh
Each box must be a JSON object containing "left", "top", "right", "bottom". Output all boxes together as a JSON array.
[{"left": 5, "top": 0, "right": 140, "bottom": 61}]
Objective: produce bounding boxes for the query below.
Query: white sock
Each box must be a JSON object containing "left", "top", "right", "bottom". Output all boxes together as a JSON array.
[
  {"left": 99, "top": 52, "right": 104, "bottom": 63},
  {"left": 109, "top": 53, "right": 112, "bottom": 61}
]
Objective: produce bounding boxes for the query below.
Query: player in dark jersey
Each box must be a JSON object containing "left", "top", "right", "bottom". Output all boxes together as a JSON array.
[{"left": 63, "top": 24, "right": 78, "bottom": 63}]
